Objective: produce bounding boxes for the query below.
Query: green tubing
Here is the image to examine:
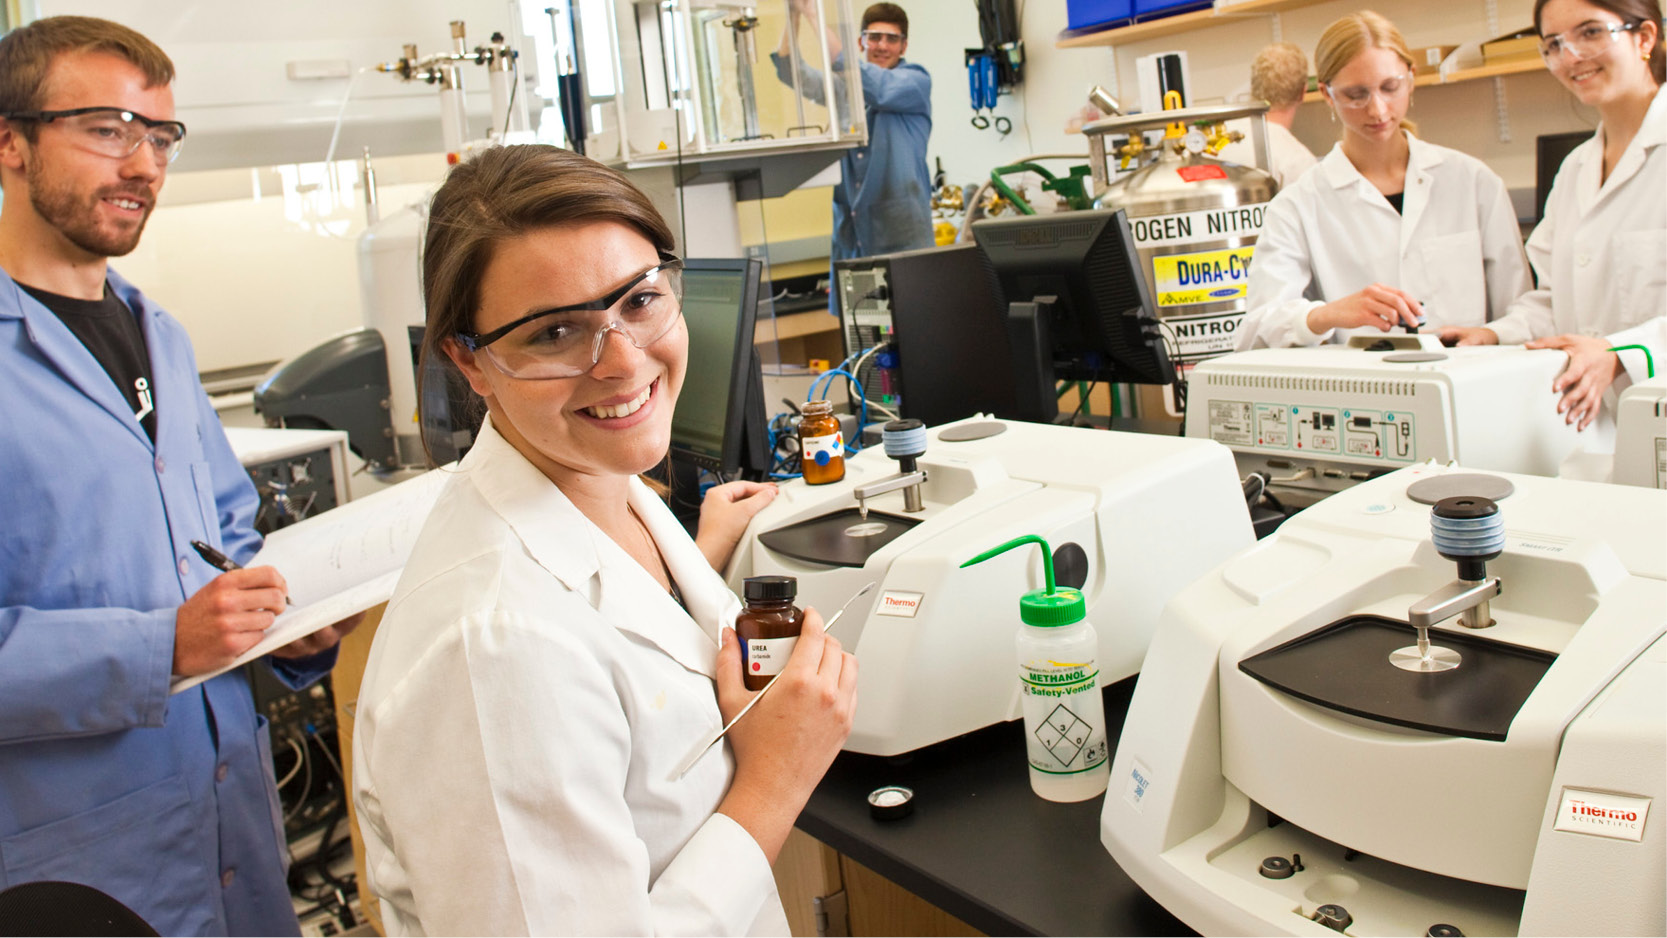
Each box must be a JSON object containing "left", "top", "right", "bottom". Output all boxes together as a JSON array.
[{"left": 1608, "top": 344, "right": 1655, "bottom": 379}]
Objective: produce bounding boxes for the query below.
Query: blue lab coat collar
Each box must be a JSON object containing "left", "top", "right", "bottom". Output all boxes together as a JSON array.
[{"left": 1, "top": 265, "right": 163, "bottom": 450}]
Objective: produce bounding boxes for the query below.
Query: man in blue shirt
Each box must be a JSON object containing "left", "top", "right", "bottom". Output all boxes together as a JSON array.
[
  {"left": 0, "top": 17, "right": 357, "bottom": 935},
  {"left": 773, "top": 1, "right": 934, "bottom": 262}
]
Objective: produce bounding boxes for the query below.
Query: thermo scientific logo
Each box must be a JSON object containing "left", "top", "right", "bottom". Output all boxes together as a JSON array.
[
  {"left": 876, "top": 591, "right": 923, "bottom": 618},
  {"left": 1554, "top": 788, "right": 1651, "bottom": 842},
  {"left": 1569, "top": 800, "right": 1639, "bottom": 823}
]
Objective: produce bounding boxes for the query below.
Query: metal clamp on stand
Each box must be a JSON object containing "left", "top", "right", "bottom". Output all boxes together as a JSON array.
[
  {"left": 854, "top": 420, "right": 929, "bottom": 519},
  {"left": 1394, "top": 496, "right": 1506, "bottom": 673}
]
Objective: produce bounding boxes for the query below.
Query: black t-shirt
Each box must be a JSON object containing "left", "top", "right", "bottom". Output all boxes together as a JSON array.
[
  {"left": 1384, "top": 191, "right": 1405, "bottom": 214},
  {"left": 21, "top": 280, "right": 157, "bottom": 441}
]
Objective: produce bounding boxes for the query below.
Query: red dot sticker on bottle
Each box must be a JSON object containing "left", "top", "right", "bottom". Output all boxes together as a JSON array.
[
  {"left": 1177, "top": 164, "right": 1228, "bottom": 182},
  {"left": 751, "top": 662, "right": 762, "bottom": 671}
]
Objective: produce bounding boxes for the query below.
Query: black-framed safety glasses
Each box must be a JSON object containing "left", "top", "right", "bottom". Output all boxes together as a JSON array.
[
  {"left": 2, "top": 106, "right": 187, "bottom": 164},
  {"left": 456, "top": 254, "right": 685, "bottom": 379}
]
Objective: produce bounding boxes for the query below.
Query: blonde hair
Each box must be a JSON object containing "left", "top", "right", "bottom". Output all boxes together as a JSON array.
[
  {"left": 1315, "top": 10, "right": 1418, "bottom": 135},
  {"left": 1251, "top": 42, "right": 1310, "bottom": 108}
]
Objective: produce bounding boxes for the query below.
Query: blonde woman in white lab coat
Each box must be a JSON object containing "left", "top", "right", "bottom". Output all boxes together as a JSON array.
[
  {"left": 1236, "top": 11, "right": 1531, "bottom": 350},
  {"left": 1441, "top": 0, "right": 1664, "bottom": 431},
  {"left": 351, "top": 145, "right": 857, "bottom": 935}
]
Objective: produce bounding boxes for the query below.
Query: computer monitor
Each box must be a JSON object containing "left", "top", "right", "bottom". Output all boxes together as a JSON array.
[
  {"left": 1535, "top": 131, "right": 1592, "bottom": 225},
  {"left": 835, "top": 244, "right": 1019, "bottom": 425},
  {"left": 669, "top": 257, "right": 770, "bottom": 479},
  {"left": 971, "top": 208, "right": 1174, "bottom": 422}
]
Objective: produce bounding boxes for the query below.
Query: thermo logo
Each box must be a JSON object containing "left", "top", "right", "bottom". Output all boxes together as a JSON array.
[
  {"left": 876, "top": 591, "right": 923, "bottom": 618},
  {"left": 1553, "top": 788, "right": 1651, "bottom": 842}
]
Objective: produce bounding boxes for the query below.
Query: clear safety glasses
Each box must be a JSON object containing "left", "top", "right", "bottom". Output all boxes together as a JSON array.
[
  {"left": 1540, "top": 21, "right": 1640, "bottom": 62},
  {"left": 1, "top": 106, "right": 187, "bottom": 165},
  {"left": 1327, "top": 71, "right": 1414, "bottom": 110},
  {"left": 860, "top": 30, "right": 905, "bottom": 45},
  {"left": 456, "top": 257, "right": 685, "bottom": 379}
]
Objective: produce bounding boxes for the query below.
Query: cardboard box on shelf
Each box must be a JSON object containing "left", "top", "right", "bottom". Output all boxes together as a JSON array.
[
  {"left": 1412, "top": 45, "right": 1458, "bottom": 75},
  {"left": 1482, "top": 28, "right": 1541, "bottom": 64}
]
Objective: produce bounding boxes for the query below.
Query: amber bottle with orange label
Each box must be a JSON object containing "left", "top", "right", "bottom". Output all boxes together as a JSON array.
[{"left": 798, "top": 400, "right": 845, "bottom": 484}]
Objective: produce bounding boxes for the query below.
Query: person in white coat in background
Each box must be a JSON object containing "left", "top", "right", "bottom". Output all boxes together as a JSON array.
[
  {"left": 1441, "top": 0, "right": 1664, "bottom": 432},
  {"left": 1231, "top": 42, "right": 1319, "bottom": 187},
  {"left": 1235, "top": 10, "right": 1531, "bottom": 350},
  {"left": 351, "top": 144, "right": 858, "bottom": 935}
]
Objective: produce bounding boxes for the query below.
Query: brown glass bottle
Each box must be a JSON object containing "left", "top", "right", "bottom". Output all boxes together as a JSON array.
[
  {"left": 798, "top": 399, "right": 845, "bottom": 485},
  {"left": 737, "top": 576, "right": 805, "bottom": 690}
]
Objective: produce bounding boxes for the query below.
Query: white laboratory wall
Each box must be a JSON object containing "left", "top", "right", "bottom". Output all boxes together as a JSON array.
[
  {"left": 900, "top": 0, "right": 1598, "bottom": 193},
  {"left": 116, "top": 156, "right": 446, "bottom": 374},
  {"left": 35, "top": 0, "right": 542, "bottom": 170}
]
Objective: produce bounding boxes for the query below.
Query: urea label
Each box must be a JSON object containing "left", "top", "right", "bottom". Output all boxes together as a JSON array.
[
  {"left": 1020, "top": 664, "right": 1107, "bottom": 774},
  {"left": 746, "top": 636, "right": 798, "bottom": 678}
]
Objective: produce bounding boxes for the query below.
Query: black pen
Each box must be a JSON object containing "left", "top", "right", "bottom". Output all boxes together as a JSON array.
[{"left": 189, "top": 539, "right": 293, "bottom": 606}]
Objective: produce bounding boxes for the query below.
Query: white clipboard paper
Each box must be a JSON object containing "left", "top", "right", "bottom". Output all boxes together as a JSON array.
[{"left": 170, "top": 468, "right": 450, "bottom": 694}]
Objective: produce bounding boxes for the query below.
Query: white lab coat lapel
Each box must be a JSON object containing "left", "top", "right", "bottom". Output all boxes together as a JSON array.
[
  {"left": 1589, "top": 86, "right": 1667, "bottom": 214},
  {"left": 1571, "top": 134, "right": 1604, "bottom": 218},
  {"left": 1398, "top": 136, "right": 1442, "bottom": 258},
  {"left": 591, "top": 528, "right": 720, "bottom": 680},
  {"left": 1320, "top": 143, "right": 1401, "bottom": 227},
  {"left": 629, "top": 480, "right": 743, "bottom": 648},
  {"left": 466, "top": 418, "right": 722, "bottom": 679}
]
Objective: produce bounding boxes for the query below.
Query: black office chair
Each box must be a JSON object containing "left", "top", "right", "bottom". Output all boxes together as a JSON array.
[{"left": 0, "top": 880, "right": 158, "bottom": 937}]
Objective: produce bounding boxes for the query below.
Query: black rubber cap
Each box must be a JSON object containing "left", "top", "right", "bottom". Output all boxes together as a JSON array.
[
  {"left": 1427, "top": 926, "right": 1464, "bottom": 937},
  {"left": 1432, "top": 495, "right": 1499, "bottom": 520},
  {"left": 743, "top": 575, "right": 797, "bottom": 602},
  {"left": 884, "top": 418, "right": 924, "bottom": 433}
]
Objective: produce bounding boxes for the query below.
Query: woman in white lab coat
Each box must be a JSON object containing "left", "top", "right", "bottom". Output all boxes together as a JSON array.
[
  {"left": 1236, "top": 11, "right": 1531, "bottom": 350},
  {"left": 1441, "top": 0, "right": 1664, "bottom": 431},
  {"left": 351, "top": 145, "right": 857, "bottom": 935}
]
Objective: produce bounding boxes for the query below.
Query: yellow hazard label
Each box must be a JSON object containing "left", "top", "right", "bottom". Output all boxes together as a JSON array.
[
  {"left": 657, "top": 140, "right": 668, "bottom": 150},
  {"left": 1151, "top": 245, "right": 1256, "bottom": 307}
]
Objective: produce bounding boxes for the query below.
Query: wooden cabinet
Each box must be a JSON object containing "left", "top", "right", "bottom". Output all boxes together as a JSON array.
[
  {"left": 774, "top": 829, "right": 984, "bottom": 937},
  {"left": 333, "top": 604, "right": 387, "bottom": 936}
]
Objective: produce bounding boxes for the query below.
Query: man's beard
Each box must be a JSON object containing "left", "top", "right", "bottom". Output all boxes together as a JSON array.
[{"left": 27, "top": 155, "right": 152, "bottom": 258}]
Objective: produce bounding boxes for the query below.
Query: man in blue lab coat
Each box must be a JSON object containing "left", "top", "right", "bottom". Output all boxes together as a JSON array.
[
  {"left": 773, "top": 1, "right": 934, "bottom": 262},
  {"left": 0, "top": 17, "right": 357, "bottom": 935}
]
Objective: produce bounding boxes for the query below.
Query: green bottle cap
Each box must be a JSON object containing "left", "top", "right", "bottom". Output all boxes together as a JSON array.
[{"left": 959, "top": 535, "right": 1087, "bottom": 627}]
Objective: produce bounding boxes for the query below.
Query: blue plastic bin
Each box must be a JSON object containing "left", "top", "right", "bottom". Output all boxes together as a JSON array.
[
  {"left": 1132, "top": 0, "right": 1213, "bottom": 17},
  {"left": 1066, "top": 0, "right": 1133, "bottom": 31}
]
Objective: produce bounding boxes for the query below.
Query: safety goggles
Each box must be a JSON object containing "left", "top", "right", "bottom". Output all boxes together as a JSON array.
[
  {"left": 860, "top": 30, "right": 906, "bottom": 46},
  {"left": 1, "top": 106, "right": 187, "bottom": 164},
  {"left": 1327, "top": 71, "right": 1414, "bottom": 110},
  {"left": 456, "top": 256, "right": 685, "bottom": 379},
  {"left": 1540, "top": 20, "right": 1640, "bottom": 61}
]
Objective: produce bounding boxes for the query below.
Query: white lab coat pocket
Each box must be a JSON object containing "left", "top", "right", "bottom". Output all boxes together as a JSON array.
[
  {"left": 1417, "top": 229, "right": 1486, "bottom": 329},
  {"left": 1615, "top": 230, "right": 1667, "bottom": 328}
]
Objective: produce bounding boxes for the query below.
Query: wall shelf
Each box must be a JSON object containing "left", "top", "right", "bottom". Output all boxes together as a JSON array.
[
  {"left": 1057, "top": 0, "right": 1326, "bottom": 48},
  {"left": 1301, "top": 57, "right": 1546, "bottom": 102}
]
